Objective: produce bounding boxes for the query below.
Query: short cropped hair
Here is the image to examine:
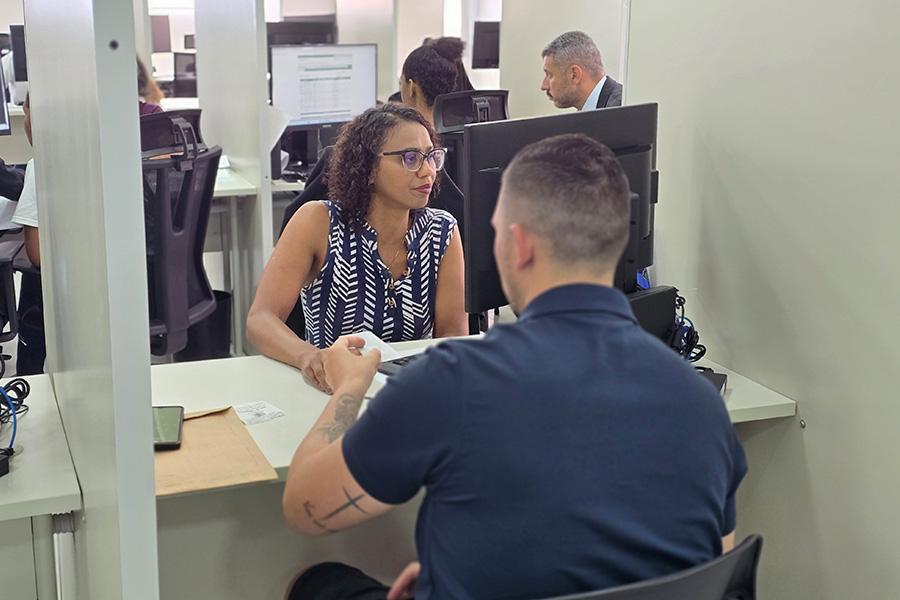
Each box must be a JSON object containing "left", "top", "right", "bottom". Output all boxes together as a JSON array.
[
  {"left": 502, "top": 134, "right": 630, "bottom": 268},
  {"left": 542, "top": 31, "right": 604, "bottom": 77}
]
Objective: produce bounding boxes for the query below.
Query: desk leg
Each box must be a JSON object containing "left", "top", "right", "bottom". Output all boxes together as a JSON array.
[
  {"left": 53, "top": 514, "right": 77, "bottom": 600},
  {"left": 32, "top": 514, "right": 58, "bottom": 600},
  {"left": 228, "top": 196, "right": 245, "bottom": 356}
]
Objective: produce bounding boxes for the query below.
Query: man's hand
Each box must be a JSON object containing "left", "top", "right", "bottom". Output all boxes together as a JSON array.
[
  {"left": 387, "top": 561, "right": 420, "bottom": 600},
  {"left": 322, "top": 336, "right": 381, "bottom": 395}
]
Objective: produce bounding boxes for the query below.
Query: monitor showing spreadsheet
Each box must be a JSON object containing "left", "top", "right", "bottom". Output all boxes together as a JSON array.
[{"left": 271, "top": 44, "right": 377, "bottom": 126}]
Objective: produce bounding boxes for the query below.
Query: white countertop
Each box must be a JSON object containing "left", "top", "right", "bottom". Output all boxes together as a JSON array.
[{"left": 0, "top": 375, "right": 82, "bottom": 522}]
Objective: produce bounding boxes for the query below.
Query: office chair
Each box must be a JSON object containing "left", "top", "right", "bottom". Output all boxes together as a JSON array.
[
  {"left": 542, "top": 534, "right": 763, "bottom": 600},
  {"left": 141, "top": 111, "right": 221, "bottom": 355},
  {"left": 0, "top": 240, "right": 23, "bottom": 345}
]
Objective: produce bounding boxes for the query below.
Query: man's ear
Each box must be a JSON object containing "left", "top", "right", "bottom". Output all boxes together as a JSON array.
[
  {"left": 568, "top": 64, "right": 583, "bottom": 84},
  {"left": 510, "top": 223, "right": 535, "bottom": 271}
]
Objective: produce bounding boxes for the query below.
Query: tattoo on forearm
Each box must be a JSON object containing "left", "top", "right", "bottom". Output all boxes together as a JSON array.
[
  {"left": 317, "top": 393, "right": 364, "bottom": 442},
  {"left": 303, "top": 487, "right": 369, "bottom": 532},
  {"left": 303, "top": 501, "right": 336, "bottom": 533}
]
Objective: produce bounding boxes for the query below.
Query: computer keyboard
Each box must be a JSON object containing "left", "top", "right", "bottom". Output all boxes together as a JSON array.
[{"left": 377, "top": 353, "right": 424, "bottom": 377}]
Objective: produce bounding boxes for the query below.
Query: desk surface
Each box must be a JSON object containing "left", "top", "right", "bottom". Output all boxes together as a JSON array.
[
  {"left": 0, "top": 375, "right": 82, "bottom": 522},
  {"left": 699, "top": 359, "right": 797, "bottom": 424},
  {"left": 150, "top": 338, "right": 794, "bottom": 488},
  {"left": 212, "top": 168, "right": 304, "bottom": 198}
]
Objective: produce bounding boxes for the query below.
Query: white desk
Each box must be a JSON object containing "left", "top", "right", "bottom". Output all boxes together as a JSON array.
[
  {"left": 210, "top": 168, "right": 303, "bottom": 355},
  {"left": 150, "top": 353, "right": 417, "bottom": 600},
  {"left": 0, "top": 374, "right": 82, "bottom": 599}
]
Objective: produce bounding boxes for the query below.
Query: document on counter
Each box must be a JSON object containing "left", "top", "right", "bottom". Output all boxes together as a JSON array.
[{"left": 234, "top": 401, "right": 286, "bottom": 426}]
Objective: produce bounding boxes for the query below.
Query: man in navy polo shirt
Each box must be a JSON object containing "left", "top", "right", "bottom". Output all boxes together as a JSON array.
[{"left": 281, "top": 134, "right": 747, "bottom": 600}]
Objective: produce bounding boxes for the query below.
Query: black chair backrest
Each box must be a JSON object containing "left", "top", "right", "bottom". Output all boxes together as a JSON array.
[
  {"left": 141, "top": 112, "right": 220, "bottom": 355},
  {"left": 543, "top": 535, "right": 763, "bottom": 600},
  {"left": 0, "top": 240, "right": 23, "bottom": 343},
  {"left": 433, "top": 90, "right": 509, "bottom": 134}
]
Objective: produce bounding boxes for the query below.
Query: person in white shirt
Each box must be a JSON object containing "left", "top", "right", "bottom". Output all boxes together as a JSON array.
[
  {"left": 540, "top": 31, "right": 623, "bottom": 111},
  {"left": 11, "top": 94, "right": 45, "bottom": 375}
]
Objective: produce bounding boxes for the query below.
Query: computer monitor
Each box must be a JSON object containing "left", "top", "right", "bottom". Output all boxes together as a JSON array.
[
  {"left": 173, "top": 52, "right": 197, "bottom": 98},
  {"left": 9, "top": 25, "right": 26, "bottom": 82},
  {"left": 472, "top": 22, "right": 500, "bottom": 69},
  {"left": 0, "top": 63, "right": 9, "bottom": 136},
  {"left": 270, "top": 44, "right": 377, "bottom": 126},
  {"left": 462, "top": 103, "right": 659, "bottom": 313}
]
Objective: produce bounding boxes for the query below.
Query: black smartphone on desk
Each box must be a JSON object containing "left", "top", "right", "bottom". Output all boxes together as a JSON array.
[{"left": 153, "top": 406, "right": 184, "bottom": 450}]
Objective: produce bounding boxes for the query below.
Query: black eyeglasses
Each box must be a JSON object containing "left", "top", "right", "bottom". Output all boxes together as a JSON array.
[{"left": 381, "top": 148, "right": 447, "bottom": 172}]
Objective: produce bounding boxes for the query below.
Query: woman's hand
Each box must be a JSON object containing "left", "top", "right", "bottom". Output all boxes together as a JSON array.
[{"left": 295, "top": 349, "right": 333, "bottom": 393}]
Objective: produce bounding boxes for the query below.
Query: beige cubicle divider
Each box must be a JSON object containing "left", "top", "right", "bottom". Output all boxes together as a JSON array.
[
  {"left": 499, "top": 0, "right": 628, "bottom": 119},
  {"left": 25, "top": 0, "right": 161, "bottom": 598},
  {"left": 626, "top": 0, "right": 900, "bottom": 597}
]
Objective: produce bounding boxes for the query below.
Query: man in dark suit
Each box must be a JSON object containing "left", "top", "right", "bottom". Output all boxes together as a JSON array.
[{"left": 540, "top": 30, "right": 623, "bottom": 111}]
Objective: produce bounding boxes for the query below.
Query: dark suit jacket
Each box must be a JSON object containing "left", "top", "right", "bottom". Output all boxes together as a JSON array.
[
  {"left": 278, "top": 146, "right": 465, "bottom": 338},
  {"left": 596, "top": 77, "right": 624, "bottom": 109}
]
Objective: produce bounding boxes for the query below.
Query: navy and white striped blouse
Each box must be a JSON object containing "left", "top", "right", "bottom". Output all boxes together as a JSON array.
[{"left": 300, "top": 200, "right": 457, "bottom": 349}]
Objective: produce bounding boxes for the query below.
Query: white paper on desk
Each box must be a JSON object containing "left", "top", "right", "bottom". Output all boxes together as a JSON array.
[{"left": 234, "top": 401, "right": 285, "bottom": 426}]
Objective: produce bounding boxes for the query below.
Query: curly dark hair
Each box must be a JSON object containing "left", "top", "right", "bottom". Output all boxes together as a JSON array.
[
  {"left": 327, "top": 104, "right": 441, "bottom": 229},
  {"left": 402, "top": 37, "right": 473, "bottom": 106}
]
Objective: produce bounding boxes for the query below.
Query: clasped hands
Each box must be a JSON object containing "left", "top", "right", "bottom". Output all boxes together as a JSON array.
[{"left": 298, "top": 336, "right": 381, "bottom": 394}]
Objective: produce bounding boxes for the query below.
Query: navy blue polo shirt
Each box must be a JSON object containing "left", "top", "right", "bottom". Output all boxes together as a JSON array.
[{"left": 343, "top": 284, "right": 747, "bottom": 600}]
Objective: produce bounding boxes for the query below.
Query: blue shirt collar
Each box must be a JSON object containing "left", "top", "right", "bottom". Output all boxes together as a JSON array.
[
  {"left": 518, "top": 283, "right": 637, "bottom": 324},
  {"left": 581, "top": 76, "right": 608, "bottom": 111}
]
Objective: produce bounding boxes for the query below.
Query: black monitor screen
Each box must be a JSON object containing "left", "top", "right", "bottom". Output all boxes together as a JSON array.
[
  {"left": 462, "top": 104, "right": 659, "bottom": 313},
  {"left": 267, "top": 20, "right": 336, "bottom": 46},
  {"left": 472, "top": 21, "right": 500, "bottom": 69},
  {"left": 9, "top": 25, "right": 26, "bottom": 82}
]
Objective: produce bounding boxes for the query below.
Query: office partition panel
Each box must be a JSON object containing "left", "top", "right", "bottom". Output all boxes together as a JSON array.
[
  {"left": 24, "top": 0, "right": 159, "bottom": 598},
  {"left": 626, "top": 1, "right": 900, "bottom": 597}
]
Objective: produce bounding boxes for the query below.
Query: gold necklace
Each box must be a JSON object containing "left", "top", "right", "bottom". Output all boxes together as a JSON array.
[{"left": 384, "top": 241, "right": 407, "bottom": 277}]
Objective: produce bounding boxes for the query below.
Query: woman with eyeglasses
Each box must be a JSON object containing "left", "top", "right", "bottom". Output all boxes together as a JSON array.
[{"left": 247, "top": 104, "right": 467, "bottom": 391}]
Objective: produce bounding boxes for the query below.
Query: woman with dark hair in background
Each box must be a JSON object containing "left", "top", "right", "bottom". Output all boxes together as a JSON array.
[
  {"left": 401, "top": 36, "right": 474, "bottom": 116},
  {"left": 248, "top": 104, "right": 467, "bottom": 391}
]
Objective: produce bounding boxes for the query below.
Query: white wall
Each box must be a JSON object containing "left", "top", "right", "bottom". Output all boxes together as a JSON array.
[
  {"left": 394, "top": 0, "right": 444, "bottom": 84},
  {"left": 282, "top": 0, "right": 335, "bottom": 17},
  {"left": 25, "top": 0, "right": 160, "bottom": 597},
  {"left": 499, "top": 0, "right": 625, "bottom": 118},
  {"left": 626, "top": 0, "right": 900, "bottom": 597},
  {"left": 336, "top": 0, "right": 395, "bottom": 100},
  {"left": 0, "top": 1, "right": 24, "bottom": 29}
]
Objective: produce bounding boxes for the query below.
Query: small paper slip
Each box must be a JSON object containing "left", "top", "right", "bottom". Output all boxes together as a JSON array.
[
  {"left": 234, "top": 401, "right": 285, "bottom": 426},
  {"left": 353, "top": 330, "right": 402, "bottom": 361}
]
